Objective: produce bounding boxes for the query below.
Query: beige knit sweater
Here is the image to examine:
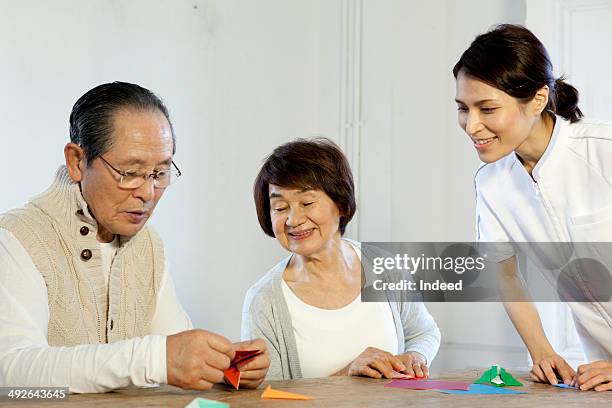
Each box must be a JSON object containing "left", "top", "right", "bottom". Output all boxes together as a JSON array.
[{"left": 0, "top": 166, "right": 165, "bottom": 346}]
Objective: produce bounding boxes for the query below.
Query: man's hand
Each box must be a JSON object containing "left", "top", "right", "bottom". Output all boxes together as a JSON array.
[
  {"left": 343, "top": 347, "right": 406, "bottom": 379},
  {"left": 166, "top": 329, "right": 235, "bottom": 390},
  {"left": 530, "top": 352, "right": 575, "bottom": 385},
  {"left": 573, "top": 360, "right": 612, "bottom": 391},
  {"left": 233, "top": 339, "right": 270, "bottom": 389},
  {"left": 396, "top": 351, "right": 429, "bottom": 379}
]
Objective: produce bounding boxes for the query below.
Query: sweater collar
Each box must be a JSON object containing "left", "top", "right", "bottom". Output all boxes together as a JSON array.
[
  {"left": 30, "top": 166, "right": 95, "bottom": 223},
  {"left": 30, "top": 165, "right": 136, "bottom": 247}
]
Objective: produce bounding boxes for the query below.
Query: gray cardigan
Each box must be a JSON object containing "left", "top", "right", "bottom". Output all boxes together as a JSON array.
[{"left": 241, "top": 240, "right": 441, "bottom": 380}]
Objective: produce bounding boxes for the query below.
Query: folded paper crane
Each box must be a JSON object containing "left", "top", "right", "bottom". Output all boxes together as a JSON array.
[
  {"left": 475, "top": 365, "right": 523, "bottom": 387},
  {"left": 224, "top": 349, "right": 263, "bottom": 390}
]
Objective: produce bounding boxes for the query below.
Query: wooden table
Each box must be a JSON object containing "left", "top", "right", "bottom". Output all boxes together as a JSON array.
[{"left": 1, "top": 369, "right": 610, "bottom": 407}]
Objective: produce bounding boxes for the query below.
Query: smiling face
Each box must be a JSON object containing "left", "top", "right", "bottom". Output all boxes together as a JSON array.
[
  {"left": 269, "top": 185, "right": 342, "bottom": 257},
  {"left": 73, "top": 108, "right": 174, "bottom": 241},
  {"left": 455, "top": 71, "right": 543, "bottom": 163}
]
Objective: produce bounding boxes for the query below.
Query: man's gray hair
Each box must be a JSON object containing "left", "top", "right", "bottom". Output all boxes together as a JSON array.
[{"left": 69, "top": 81, "right": 176, "bottom": 164}]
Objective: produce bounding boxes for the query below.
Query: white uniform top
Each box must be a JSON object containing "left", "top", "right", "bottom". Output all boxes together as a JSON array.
[
  {"left": 281, "top": 242, "right": 399, "bottom": 378},
  {"left": 475, "top": 115, "right": 612, "bottom": 362}
]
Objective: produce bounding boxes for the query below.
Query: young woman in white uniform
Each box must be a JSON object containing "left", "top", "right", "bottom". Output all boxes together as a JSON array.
[{"left": 454, "top": 24, "right": 612, "bottom": 391}]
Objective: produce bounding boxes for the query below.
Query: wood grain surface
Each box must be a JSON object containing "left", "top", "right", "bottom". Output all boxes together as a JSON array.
[{"left": 1, "top": 369, "right": 610, "bottom": 407}]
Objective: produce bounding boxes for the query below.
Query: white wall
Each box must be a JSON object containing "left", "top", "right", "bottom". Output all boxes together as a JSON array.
[
  {"left": 358, "top": 0, "right": 529, "bottom": 372},
  {"left": 1, "top": 0, "right": 533, "bottom": 370},
  {"left": 0, "top": 0, "right": 320, "bottom": 339}
]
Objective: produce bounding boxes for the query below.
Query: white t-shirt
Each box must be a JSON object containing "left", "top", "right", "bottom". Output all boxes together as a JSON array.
[
  {"left": 100, "top": 236, "right": 120, "bottom": 288},
  {"left": 281, "top": 248, "right": 399, "bottom": 378}
]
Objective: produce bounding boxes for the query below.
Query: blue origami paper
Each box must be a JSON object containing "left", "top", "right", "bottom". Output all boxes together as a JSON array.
[
  {"left": 554, "top": 383, "right": 578, "bottom": 389},
  {"left": 436, "top": 384, "right": 527, "bottom": 395}
]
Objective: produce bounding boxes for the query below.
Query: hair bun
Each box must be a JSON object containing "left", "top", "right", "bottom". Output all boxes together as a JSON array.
[{"left": 554, "top": 77, "right": 583, "bottom": 123}]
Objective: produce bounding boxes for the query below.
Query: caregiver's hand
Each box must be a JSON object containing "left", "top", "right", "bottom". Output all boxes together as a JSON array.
[
  {"left": 530, "top": 352, "right": 575, "bottom": 385},
  {"left": 573, "top": 360, "right": 612, "bottom": 391}
]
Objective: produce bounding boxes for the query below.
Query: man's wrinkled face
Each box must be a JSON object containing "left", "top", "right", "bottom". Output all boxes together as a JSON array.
[{"left": 79, "top": 109, "right": 174, "bottom": 242}]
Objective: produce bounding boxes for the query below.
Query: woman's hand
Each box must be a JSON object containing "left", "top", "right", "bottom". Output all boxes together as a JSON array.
[
  {"left": 530, "top": 352, "right": 575, "bottom": 385},
  {"left": 573, "top": 360, "right": 612, "bottom": 391},
  {"left": 344, "top": 347, "right": 407, "bottom": 379},
  {"left": 396, "top": 351, "right": 429, "bottom": 379}
]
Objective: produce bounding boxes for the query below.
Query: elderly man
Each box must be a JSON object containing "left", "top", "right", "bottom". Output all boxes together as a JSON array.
[{"left": 0, "top": 82, "right": 269, "bottom": 393}]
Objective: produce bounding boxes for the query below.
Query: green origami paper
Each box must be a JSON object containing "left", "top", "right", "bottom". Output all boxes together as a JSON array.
[
  {"left": 476, "top": 365, "right": 523, "bottom": 387},
  {"left": 184, "top": 397, "right": 230, "bottom": 408}
]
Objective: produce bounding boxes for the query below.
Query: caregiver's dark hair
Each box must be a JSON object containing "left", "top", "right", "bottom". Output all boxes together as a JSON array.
[
  {"left": 453, "top": 24, "right": 583, "bottom": 123},
  {"left": 69, "top": 81, "right": 176, "bottom": 164},
  {"left": 254, "top": 137, "right": 356, "bottom": 237}
]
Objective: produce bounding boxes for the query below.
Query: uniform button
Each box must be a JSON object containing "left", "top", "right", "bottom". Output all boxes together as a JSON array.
[
  {"left": 80, "top": 226, "right": 89, "bottom": 236},
  {"left": 80, "top": 249, "right": 92, "bottom": 261},
  {"left": 110, "top": 320, "right": 114, "bottom": 330},
  {"left": 76, "top": 209, "right": 84, "bottom": 215}
]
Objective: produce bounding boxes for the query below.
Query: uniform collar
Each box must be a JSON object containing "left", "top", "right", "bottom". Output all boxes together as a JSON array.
[{"left": 516, "top": 115, "right": 566, "bottom": 181}]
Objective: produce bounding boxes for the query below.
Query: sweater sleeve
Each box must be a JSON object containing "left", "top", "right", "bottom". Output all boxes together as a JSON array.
[
  {"left": 360, "top": 242, "right": 441, "bottom": 364},
  {"left": 0, "top": 228, "right": 167, "bottom": 393},
  {"left": 399, "top": 301, "right": 441, "bottom": 365},
  {"left": 241, "top": 284, "right": 285, "bottom": 380}
]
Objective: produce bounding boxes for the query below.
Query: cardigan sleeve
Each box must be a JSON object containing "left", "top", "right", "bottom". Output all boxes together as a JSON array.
[
  {"left": 399, "top": 300, "right": 441, "bottom": 365},
  {"left": 241, "top": 284, "right": 284, "bottom": 380},
  {"left": 359, "top": 242, "right": 441, "bottom": 365}
]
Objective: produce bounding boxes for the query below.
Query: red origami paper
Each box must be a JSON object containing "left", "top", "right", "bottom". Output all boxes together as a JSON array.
[{"left": 224, "top": 349, "right": 263, "bottom": 390}]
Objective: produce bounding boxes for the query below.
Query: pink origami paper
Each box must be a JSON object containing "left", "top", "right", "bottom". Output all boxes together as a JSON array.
[{"left": 385, "top": 379, "right": 471, "bottom": 391}]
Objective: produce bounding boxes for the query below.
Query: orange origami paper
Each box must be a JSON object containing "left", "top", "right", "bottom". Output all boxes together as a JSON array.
[{"left": 261, "top": 385, "right": 313, "bottom": 400}]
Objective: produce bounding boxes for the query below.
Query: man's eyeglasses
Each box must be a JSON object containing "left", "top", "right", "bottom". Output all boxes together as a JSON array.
[{"left": 99, "top": 156, "right": 182, "bottom": 189}]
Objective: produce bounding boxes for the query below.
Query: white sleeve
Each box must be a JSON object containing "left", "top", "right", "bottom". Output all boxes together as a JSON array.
[
  {"left": 0, "top": 228, "right": 167, "bottom": 393},
  {"left": 475, "top": 177, "right": 515, "bottom": 262},
  {"left": 149, "top": 260, "right": 194, "bottom": 335}
]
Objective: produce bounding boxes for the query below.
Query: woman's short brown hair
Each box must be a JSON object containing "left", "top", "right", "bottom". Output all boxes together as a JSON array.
[{"left": 254, "top": 138, "right": 356, "bottom": 237}]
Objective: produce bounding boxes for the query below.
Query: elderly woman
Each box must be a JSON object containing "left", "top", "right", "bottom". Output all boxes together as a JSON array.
[{"left": 241, "top": 138, "right": 440, "bottom": 380}]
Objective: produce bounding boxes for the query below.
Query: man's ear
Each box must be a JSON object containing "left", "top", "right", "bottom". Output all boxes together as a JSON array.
[
  {"left": 64, "top": 143, "right": 85, "bottom": 182},
  {"left": 532, "top": 85, "right": 550, "bottom": 116}
]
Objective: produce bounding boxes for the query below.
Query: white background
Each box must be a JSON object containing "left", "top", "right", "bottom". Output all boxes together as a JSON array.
[{"left": 2, "top": 0, "right": 607, "bottom": 372}]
